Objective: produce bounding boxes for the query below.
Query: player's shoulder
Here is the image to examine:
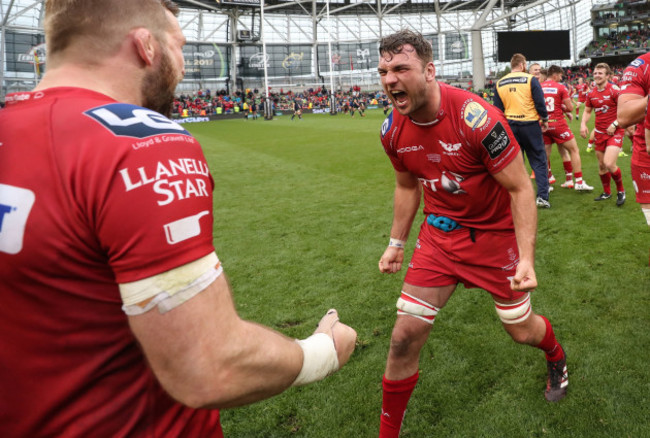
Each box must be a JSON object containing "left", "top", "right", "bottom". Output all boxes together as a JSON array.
[
  {"left": 627, "top": 52, "right": 650, "bottom": 69},
  {"left": 82, "top": 102, "right": 191, "bottom": 140},
  {"left": 448, "top": 87, "right": 498, "bottom": 134}
]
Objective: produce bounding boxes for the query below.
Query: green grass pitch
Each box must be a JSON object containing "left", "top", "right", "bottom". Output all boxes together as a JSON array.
[{"left": 185, "top": 107, "right": 650, "bottom": 438}]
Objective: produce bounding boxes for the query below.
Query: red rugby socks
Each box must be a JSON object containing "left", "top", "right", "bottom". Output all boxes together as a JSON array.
[
  {"left": 379, "top": 372, "right": 419, "bottom": 438},
  {"left": 536, "top": 316, "right": 564, "bottom": 362},
  {"left": 563, "top": 161, "right": 573, "bottom": 181},
  {"left": 611, "top": 168, "right": 624, "bottom": 192},
  {"left": 600, "top": 173, "right": 612, "bottom": 195}
]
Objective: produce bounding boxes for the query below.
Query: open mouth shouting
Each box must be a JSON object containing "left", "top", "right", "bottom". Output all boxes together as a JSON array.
[{"left": 391, "top": 90, "right": 408, "bottom": 109}]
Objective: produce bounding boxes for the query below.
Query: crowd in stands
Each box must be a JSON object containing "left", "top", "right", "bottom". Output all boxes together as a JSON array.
[
  {"left": 582, "top": 27, "right": 650, "bottom": 57},
  {"left": 169, "top": 60, "right": 638, "bottom": 119},
  {"left": 172, "top": 86, "right": 383, "bottom": 117}
]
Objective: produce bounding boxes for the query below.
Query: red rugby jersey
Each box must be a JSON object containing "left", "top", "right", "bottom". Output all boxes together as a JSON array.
[
  {"left": 380, "top": 83, "right": 520, "bottom": 231},
  {"left": 620, "top": 53, "right": 650, "bottom": 167},
  {"left": 585, "top": 82, "right": 621, "bottom": 132},
  {"left": 0, "top": 87, "right": 222, "bottom": 437},
  {"left": 541, "top": 79, "right": 570, "bottom": 120}
]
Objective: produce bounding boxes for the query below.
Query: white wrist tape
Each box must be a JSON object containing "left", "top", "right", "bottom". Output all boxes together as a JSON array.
[
  {"left": 292, "top": 333, "right": 339, "bottom": 386},
  {"left": 389, "top": 238, "right": 406, "bottom": 248}
]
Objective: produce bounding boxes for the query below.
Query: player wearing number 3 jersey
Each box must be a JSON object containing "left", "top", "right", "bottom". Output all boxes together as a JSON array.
[{"left": 541, "top": 65, "right": 593, "bottom": 192}]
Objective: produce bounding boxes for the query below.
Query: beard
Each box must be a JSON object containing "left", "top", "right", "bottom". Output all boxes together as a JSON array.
[{"left": 141, "top": 49, "right": 178, "bottom": 118}]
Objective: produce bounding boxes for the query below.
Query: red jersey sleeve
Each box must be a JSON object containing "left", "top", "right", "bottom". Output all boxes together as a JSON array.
[
  {"left": 380, "top": 111, "right": 408, "bottom": 172},
  {"left": 621, "top": 54, "right": 650, "bottom": 97},
  {"left": 559, "top": 84, "right": 569, "bottom": 103},
  {"left": 57, "top": 102, "right": 216, "bottom": 284}
]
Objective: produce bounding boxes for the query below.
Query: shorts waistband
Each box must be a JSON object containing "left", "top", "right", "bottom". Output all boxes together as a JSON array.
[{"left": 426, "top": 214, "right": 463, "bottom": 232}]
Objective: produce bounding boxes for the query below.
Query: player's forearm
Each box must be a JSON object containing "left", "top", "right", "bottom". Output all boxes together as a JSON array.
[
  {"left": 390, "top": 184, "right": 421, "bottom": 240},
  {"left": 510, "top": 188, "right": 537, "bottom": 264},
  {"left": 617, "top": 95, "right": 647, "bottom": 128},
  {"left": 129, "top": 276, "right": 305, "bottom": 409},
  {"left": 563, "top": 99, "right": 574, "bottom": 113},
  {"left": 197, "top": 319, "right": 305, "bottom": 409}
]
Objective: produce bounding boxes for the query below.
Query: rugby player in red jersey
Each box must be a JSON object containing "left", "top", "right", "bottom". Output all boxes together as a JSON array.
[
  {"left": 375, "top": 30, "right": 568, "bottom": 438},
  {"left": 541, "top": 66, "right": 593, "bottom": 191},
  {"left": 580, "top": 63, "right": 627, "bottom": 206},
  {"left": 618, "top": 52, "right": 650, "bottom": 265},
  {"left": 575, "top": 77, "right": 590, "bottom": 120},
  {"left": 0, "top": 1, "right": 356, "bottom": 436}
]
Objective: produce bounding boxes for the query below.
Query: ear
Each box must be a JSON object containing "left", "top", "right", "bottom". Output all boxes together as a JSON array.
[
  {"left": 132, "top": 28, "right": 156, "bottom": 67},
  {"left": 426, "top": 62, "right": 436, "bottom": 82}
]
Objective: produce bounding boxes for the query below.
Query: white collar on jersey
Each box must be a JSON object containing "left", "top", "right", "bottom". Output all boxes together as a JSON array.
[{"left": 409, "top": 117, "right": 439, "bottom": 126}]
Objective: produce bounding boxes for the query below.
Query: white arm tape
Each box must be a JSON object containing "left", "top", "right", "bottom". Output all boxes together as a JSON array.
[
  {"left": 389, "top": 238, "right": 406, "bottom": 248},
  {"left": 119, "top": 252, "right": 223, "bottom": 315},
  {"left": 292, "top": 333, "right": 339, "bottom": 386}
]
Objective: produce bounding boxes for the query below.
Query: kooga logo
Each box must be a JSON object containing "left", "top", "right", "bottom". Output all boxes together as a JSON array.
[{"left": 397, "top": 145, "right": 424, "bottom": 154}]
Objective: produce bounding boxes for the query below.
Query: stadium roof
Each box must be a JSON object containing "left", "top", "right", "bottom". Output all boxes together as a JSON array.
[{"left": 176, "top": 0, "right": 543, "bottom": 16}]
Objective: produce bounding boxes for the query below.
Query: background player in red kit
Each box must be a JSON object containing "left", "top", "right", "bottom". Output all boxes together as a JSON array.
[
  {"left": 617, "top": 52, "right": 650, "bottom": 265},
  {"left": 575, "top": 76, "right": 590, "bottom": 121},
  {"left": 0, "top": 1, "right": 356, "bottom": 436},
  {"left": 375, "top": 30, "right": 568, "bottom": 438},
  {"left": 580, "top": 63, "right": 627, "bottom": 206},
  {"left": 541, "top": 65, "right": 593, "bottom": 191}
]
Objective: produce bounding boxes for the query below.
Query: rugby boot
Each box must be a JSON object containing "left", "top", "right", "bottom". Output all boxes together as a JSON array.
[
  {"left": 574, "top": 181, "right": 593, "bottom": 191},
  {"left": 616, "top": 191, "right": 626, "bottom": 207},
  {"left": 594, "top": 193, "right": 611, "bottom": 201},
  {"left": 545, "top": 354, "right": 568, "bottom": 402},
  {"left": 536, "top": 197, "right": 551, "bottom": 208}
]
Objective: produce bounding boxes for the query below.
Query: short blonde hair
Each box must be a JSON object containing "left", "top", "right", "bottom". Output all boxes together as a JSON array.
[
  {"left": 510, "top": 53, "right": 526, "bottom": 70},
  {"left": 594, "top": 62, "right": 612, "bottom": 76},
  {"left": 44, "top": 0, "right": 178, "bottom": 60}
]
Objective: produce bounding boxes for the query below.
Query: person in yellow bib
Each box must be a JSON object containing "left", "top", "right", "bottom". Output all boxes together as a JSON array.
[{"left": 494, "top": 54, "right": 551, "bottom": 208}]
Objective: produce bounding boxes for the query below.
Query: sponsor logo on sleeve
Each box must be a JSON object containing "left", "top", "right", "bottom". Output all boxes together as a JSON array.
[
  {"left": 119, "top": 158, "right": 211, "bottom": 206},
  {"left": 0, "top": 184, "right": 35, "bottom": 255},
  {"left": 463, "top": 101, "right": 488, "bottom": 130},
  {"left": 381, "top": 112, "right": 393, "bottom": 138},
  {"left": 85, "top": 103, "right": 190, "bottom": 139},
  {"left": 164, "top": 211, "right": 210, "bottom": 245},
  {"left": 630, "top": 58, "right": 645, "bottom": 68},
  {"left": 481, "top": 122, "right": 510, "bottom": 159}
]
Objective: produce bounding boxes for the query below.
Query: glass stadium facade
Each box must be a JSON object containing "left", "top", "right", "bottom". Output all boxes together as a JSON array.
[{"left": 0, "top": 0, "right": 619, "bottom": 98}]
